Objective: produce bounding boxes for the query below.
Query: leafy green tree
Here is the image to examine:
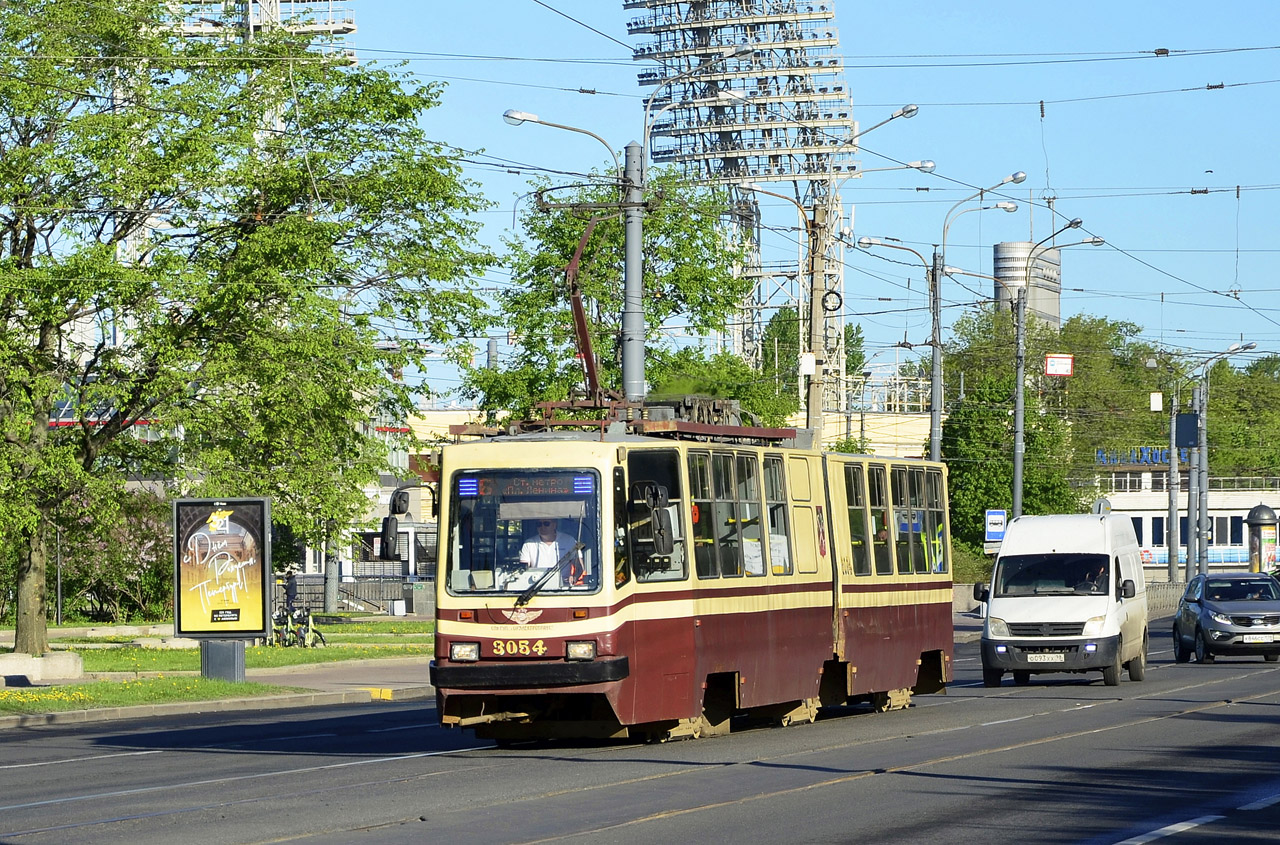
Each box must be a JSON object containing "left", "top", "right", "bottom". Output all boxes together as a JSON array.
[
  {"left": 941, "top": 373, "right": 1016, "bottom": 547},
  {"left": 648, "top": 346, "right": 796, "bottom": 427},
  {"left": 464, "top": 168, "right": 750, "bottom": 417},
  {"left": 0, "top": 1, "right": 491, "bottom": 653},
  {"left": 56, "top": 489, "right": 171, "bottom": 622},
  {"left": 1206, "top": 355, "right": 1280, "bottom": 476}
]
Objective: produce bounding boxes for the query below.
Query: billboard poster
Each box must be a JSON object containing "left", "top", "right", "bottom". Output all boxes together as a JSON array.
[{"left": 173, "top": 498, "right": 271, "bottom": 638}]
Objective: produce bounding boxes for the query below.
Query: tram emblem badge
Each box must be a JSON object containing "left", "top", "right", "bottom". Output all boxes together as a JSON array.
[{"left": 501, "top": 608, "right": 543, "bottom": 625}]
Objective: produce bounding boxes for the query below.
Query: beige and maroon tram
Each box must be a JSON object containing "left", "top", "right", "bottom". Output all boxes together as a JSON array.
[{"left": 430, "top": 413, "right": 953, "bottom": 742}]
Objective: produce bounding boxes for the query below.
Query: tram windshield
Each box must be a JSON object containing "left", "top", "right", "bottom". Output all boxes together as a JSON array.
[{"left": 446, "top": 469, "right": 602, "bottom": 596}]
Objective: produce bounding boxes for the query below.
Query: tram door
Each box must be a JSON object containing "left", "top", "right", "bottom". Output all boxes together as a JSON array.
[{"left": 621, "top": 448, "right": 698, "bottom": 722}]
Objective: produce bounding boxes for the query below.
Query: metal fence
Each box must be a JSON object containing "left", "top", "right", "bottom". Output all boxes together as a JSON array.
[{"left": 271, "top": 575, "right": 436, "bottom": 617}]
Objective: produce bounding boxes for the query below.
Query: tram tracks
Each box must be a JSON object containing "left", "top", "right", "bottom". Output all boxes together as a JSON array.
[{"left": 3, "top": 666, "right": 1279, "bottom": 843}]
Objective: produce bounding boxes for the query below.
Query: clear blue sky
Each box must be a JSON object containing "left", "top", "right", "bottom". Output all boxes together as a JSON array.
[{"left": 352, "top": 1, "right": 1280, "bottom": 401}]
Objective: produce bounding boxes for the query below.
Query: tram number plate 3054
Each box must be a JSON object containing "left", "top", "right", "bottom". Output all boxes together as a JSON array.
[
  {"left": 1026, "top": 652, "right": 1065, "bottom": 663},
  {"left": 491, "top": 639, "right": 548, "bottom": 656}
]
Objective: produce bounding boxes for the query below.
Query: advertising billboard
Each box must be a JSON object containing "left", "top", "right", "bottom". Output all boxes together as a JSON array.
[{"left": 173, "top": 498, "right": 271, "bottom": 638}]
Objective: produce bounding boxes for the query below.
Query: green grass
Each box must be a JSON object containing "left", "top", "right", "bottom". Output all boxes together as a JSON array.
[
  {"left": 321, "top": 621, "right": 434, "bottom": 635},
  {"left": 0, "top": 677, "right": 298, "bottom": 714},
  {"left": 323, "top": 633, "right": 432, "bottom": 644},
  {"left": 76, "top": 643, "right": 434, "bottom": 673}
]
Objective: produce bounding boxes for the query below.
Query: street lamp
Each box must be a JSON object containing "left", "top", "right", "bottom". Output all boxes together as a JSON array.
[
  {"left": 501, "top": 109, "right": 620, "bottom": 183},
  {"left": 948, "top": 226, "right": 1103, "bottom": 516},
  {"left": 1145, "top": 354, "right": 1188, "bottom": 582},
  {"left": 856, "top": 191, "right": 1020, "bottom": 463},
  {"left": 1012, "top": 220, "right": 1102, "bottom": 517},
  {"left": 1195, "top": 340, "right": 1256, "bottom": 573}
]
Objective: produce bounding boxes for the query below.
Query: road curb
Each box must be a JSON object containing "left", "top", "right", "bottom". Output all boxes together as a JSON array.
[{"left": 0, "top": 687, "right": 437, "bottom": 731}]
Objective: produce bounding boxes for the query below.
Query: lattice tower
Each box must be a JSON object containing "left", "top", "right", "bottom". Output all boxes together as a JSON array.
[{"left": 626, "top": 0, "right": 855, "bottom": 408}]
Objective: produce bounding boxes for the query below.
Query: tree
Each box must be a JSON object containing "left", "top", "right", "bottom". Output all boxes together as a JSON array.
[
  {"left": 648, "top": 346, "right": 797, "bottom": 427},
  {"left": 463, "top": 167, "right": 750, "bottom": 417},
  {"left": 0, "top": 1, "right": 491, "bottom": 653}
]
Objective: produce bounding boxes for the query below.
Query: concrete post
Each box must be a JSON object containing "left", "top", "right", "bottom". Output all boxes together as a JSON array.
[{"left": 621, "top": 141, "right": 645, "bottom": 402}]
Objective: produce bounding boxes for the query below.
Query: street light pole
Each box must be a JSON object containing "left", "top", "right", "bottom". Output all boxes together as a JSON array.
[
  {"left": 1013, "top": 219, "right": 1096, "bottom": 516},
  {"left": 929, "top": 189, "right": 1021, "bottom": 461},
  {"left": 1195, "top": 341, "right": 1257, "bottom": 573}
]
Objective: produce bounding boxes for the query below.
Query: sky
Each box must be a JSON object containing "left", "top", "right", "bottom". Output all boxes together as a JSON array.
[{"left": 346, "top": 1, "right": 1280, "bottom": 403}]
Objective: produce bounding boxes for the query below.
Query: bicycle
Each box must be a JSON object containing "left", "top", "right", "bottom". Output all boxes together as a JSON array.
[
  {"left": 270, "top": 605, "right": 295, "bottom": 647},
  {"left": 291, "top": 606, "right": 327, "bottom": 648}
]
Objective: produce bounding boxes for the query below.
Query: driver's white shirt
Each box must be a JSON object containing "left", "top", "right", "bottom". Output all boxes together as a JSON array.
[{"left": 519, "top": 532, "right": 578, "bottom": 569}]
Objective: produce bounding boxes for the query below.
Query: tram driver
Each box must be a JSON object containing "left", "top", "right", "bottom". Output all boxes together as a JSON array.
[{"left": 519, "top": 518, "right": 587, "bottom": 588}]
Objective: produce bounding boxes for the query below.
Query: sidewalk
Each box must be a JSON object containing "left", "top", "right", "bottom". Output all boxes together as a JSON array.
[{"left": 1, "top": 613, "right": 982, "bottom": 730}]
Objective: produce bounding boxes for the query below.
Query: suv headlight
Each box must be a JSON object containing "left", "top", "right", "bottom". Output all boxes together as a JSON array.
[
  {"left": 987, "top": 617, "right": 1009, "bottom": 638},
  {"left": 1209, "top": 611, "right": 1233, "bottom": 626},
  {"left": 1081, "top": 616, "right": 1107, "bottom": 637},
  {"left": 450, "top": 642, "right": 480, "bottom": 662}
]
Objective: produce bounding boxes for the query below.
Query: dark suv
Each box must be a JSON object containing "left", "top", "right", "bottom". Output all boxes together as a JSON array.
[{"left": 1172, "top": 572, "right": 1280, "bottom": 663}]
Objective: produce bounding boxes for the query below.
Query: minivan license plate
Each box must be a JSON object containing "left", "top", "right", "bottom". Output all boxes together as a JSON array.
[{"left": 1027, "top": 653, "right": 1064, "bottom": 663}]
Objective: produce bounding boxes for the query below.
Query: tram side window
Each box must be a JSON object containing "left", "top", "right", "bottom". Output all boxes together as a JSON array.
[
  {"left": 909, "top": 468, "right": 928, "bottom": 573},
  {"left": 689, "top": 452, "right": 718, "bottom": 578},
  {"left": 713, "top": 452, "right": 744, "bottom": 577},
  {"left": 764, "top": 455, "right": 792, "bottom": 575},
  {"left": 925, "top": 468, "right": 948, "bottom": 574},
  {"left": 627, "top": 449, "right": 687, "bottom": 583},
  {"left": 868, "top": 465, "right": 893, "bottom": 575},
  {"left": 613, "top": 468, "right": 631, "bottom": 588},
  {"left": 844, "top": 464, "right": 870, "bottom": 576},
  {"left": 737, "top": 454, "right": 766, "bottom": 577},
  {"left": 891, "top": 467, "right": 916, "bottom": 574}
]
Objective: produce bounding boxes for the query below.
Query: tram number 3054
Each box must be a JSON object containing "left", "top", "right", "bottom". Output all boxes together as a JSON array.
[{"left": 492, "top": 639, "right": 548, "bottom": 656}]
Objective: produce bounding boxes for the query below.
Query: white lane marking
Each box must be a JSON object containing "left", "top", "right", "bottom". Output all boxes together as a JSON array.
[
  {"left": 0, "top": 750, "right": 163, "bottom": 770},
  {"left": 0, "top": 746, "right": 488, "bottom": 813},
  {"left": 1240, "top": 793, "right": 1280, "bottom": 811},
  {"left": 1114, "top": 815, "right": 1225, "bottom": 844},
  {"left": 979, "top": 715, "right": 1032, "bottom": 727},
  {"left": 367, "top": 723, "right": 436, "bottom": 733}
]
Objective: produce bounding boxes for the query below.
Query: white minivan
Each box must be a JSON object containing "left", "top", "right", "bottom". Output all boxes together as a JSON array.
[{"left": 973, "top": 513, "right": 1148, "bottom": 687}]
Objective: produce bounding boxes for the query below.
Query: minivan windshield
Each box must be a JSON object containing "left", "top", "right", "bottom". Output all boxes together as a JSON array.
[{"left": 994, "top": 552, "right": 1110, "bottom": 597}]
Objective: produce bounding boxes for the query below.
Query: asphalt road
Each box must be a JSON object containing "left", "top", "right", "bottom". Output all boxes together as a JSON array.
[{"left": 3, "top": 626, "right": 1280, "bottom": 845}]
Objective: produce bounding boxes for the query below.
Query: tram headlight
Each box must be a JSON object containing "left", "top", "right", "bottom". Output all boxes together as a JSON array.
[
  {"left": 450, "top": 642, "right": 480, "bottom": 662},
  {"left": 565, "top": 641, "right": 596, "bottom": 661}
]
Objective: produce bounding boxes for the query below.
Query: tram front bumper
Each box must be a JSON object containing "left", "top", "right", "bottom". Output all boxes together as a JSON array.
[{"left": 430, "top": 656, "right": 629, "bottom": 690}]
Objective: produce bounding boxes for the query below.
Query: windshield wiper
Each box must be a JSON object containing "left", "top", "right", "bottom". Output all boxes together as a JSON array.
[{"left": 515, "top": 543, "right": 585, "bottom": 607}]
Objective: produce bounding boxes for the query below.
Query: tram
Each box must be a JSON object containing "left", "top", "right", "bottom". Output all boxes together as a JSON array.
[{"left": 429, "top": 399, "right": 954, "bottom": 742}]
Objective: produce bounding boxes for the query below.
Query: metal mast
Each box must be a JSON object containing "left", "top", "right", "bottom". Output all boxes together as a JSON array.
[{"left": 626, "top": 0, "right": 857, "bottom": 421}]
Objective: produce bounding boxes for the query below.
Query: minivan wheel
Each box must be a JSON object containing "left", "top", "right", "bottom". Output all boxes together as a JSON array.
[
  {"left": 1195, "top": 629, "right": 1215, "bottom": 664},
  {"left": 1103, "top": 647, "right": 1122, "bottom": 686},
  {"left": 982, "top": 664, "right": 1003, "bottom": 688},
  {"left": 1128, "top": 650, "right": 1146, "bottom": 682},
  {"left": 1013, "top": 670, "right": 1030, "bottom": 685},
  {"left": 1172, "top": 626, "right": 1190, "bottom": 663}
]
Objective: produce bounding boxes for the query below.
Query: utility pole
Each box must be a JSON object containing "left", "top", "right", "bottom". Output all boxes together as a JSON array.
[
  {"left": 622, "top": 141, "right": 645, "bottom": 402},
  {"left": 805, "top": 204, "right": 828, "bottom": 434},
  {"left": 1187, "top": 385, "right": 1201, "bottom": 580},
  {"left": 929, "top": 248, "right": 943, "bottom": 462},
  {"left": 1167, "top": 388, "right": 1179, "bottom": 582}
]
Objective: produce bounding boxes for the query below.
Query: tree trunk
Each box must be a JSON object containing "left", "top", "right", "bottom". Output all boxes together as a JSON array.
[{"left": 14, "top": 521, "right": 50, "bottom": 655}]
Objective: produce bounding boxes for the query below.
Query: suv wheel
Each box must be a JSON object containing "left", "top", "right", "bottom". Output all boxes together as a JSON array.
[{"left": 1195, "top": 629, "right": 1215, "bottom": 664}]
